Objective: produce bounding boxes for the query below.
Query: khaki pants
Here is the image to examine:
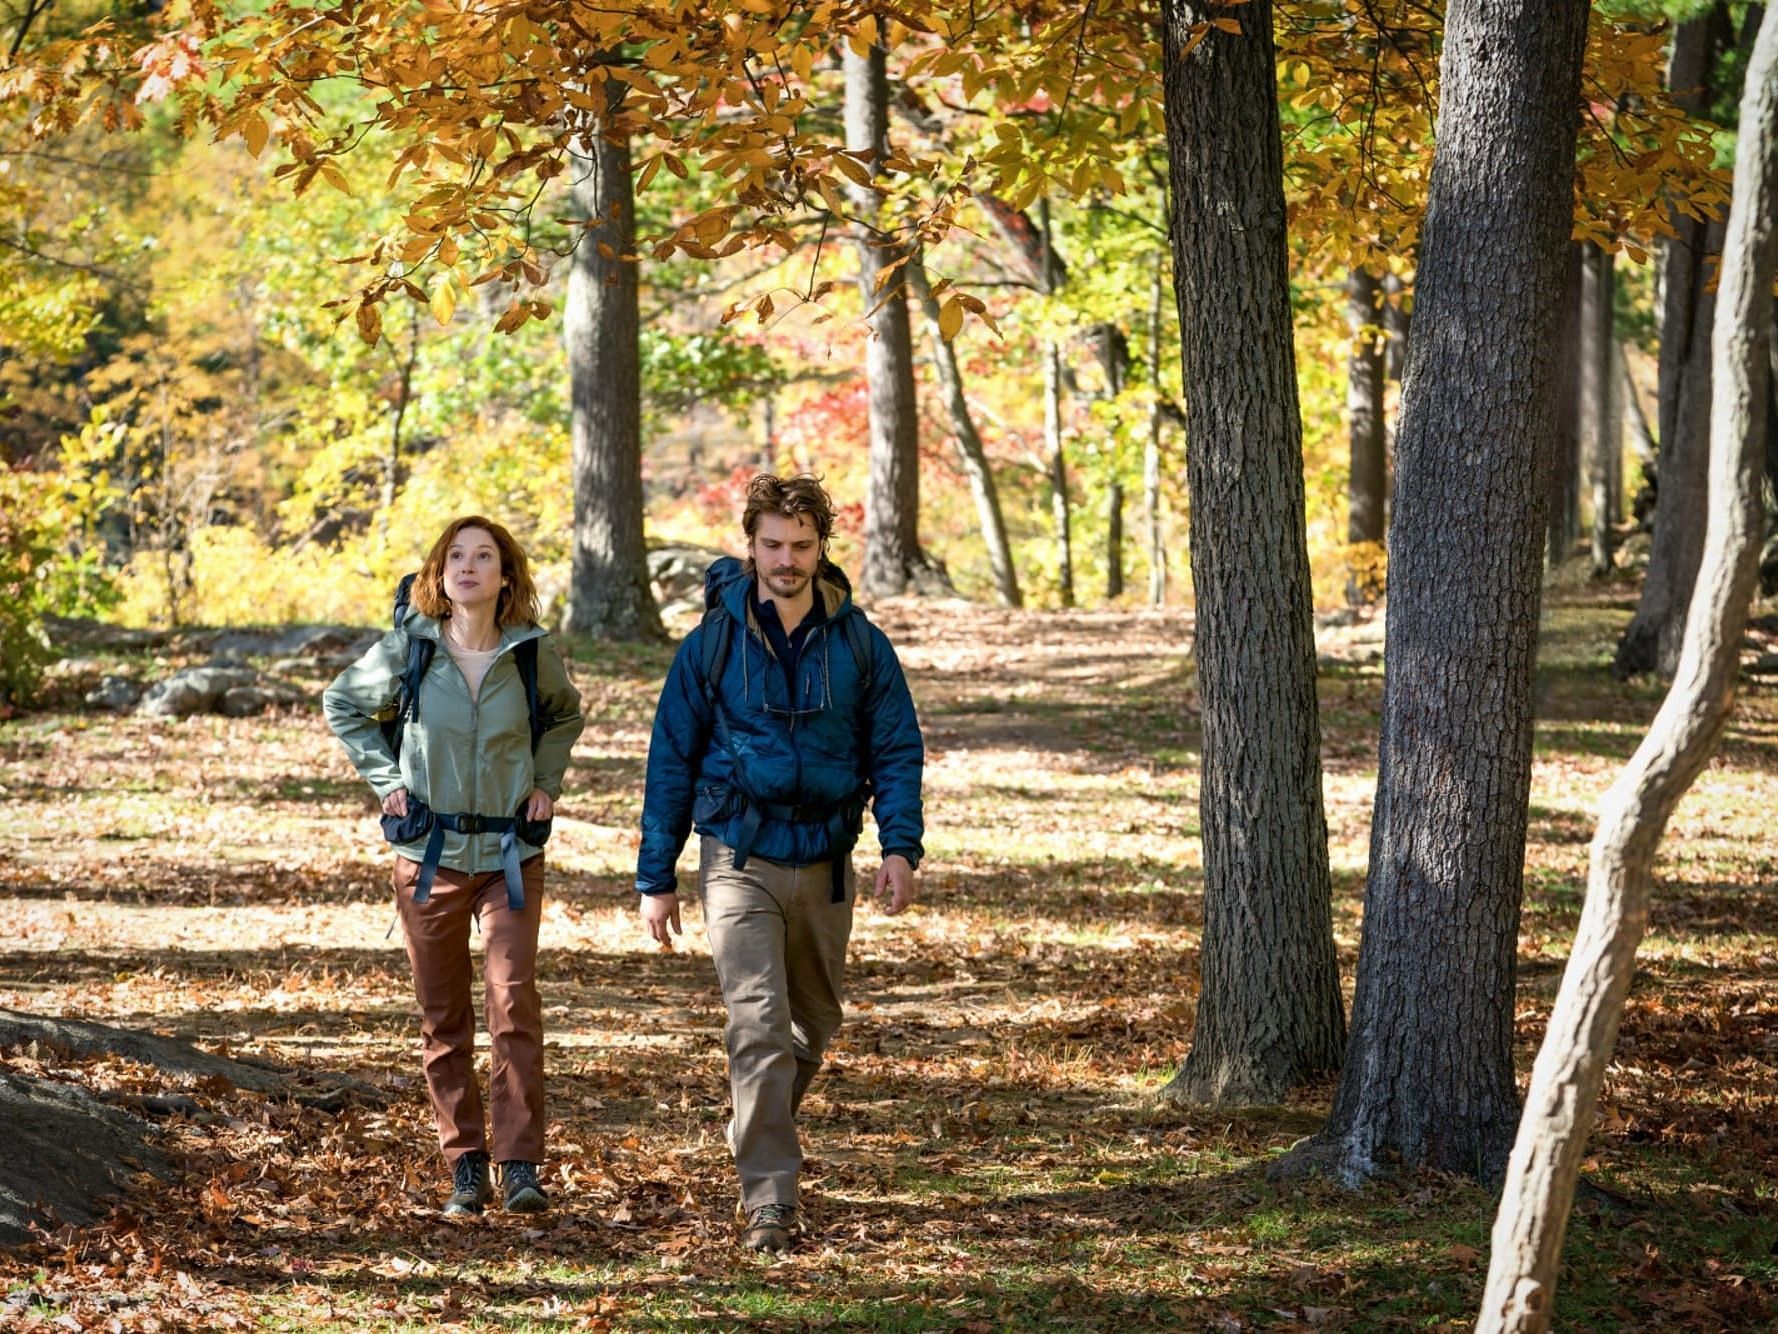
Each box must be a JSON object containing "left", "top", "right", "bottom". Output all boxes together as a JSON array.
[
  {"left": 698, "top": 834, "right": 853, "bottom": 1211},
  {"left": 394, "top": 853, "right": 545, "bottom": 1165}
]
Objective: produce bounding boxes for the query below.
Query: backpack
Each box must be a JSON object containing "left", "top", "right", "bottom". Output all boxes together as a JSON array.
[{"left": 379, "top": 572, "right": 544, "bottom": 761}]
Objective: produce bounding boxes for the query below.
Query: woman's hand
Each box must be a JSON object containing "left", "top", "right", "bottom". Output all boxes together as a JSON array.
[
  {"left": 525, "top": 788, "right": 554, "bottom": 821},
  {"left": 382, "top": 787, "right": 409, "bottom": 817}
]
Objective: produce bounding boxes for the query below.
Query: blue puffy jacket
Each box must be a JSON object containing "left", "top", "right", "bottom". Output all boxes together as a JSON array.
[{"left": 636, "top": 556, "right": 924, "bottom": 895}]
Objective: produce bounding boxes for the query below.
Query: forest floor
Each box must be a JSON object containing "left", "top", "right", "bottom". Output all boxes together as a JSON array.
[{"left": 2, "top": 580, "right": 1776, "bottom": 1330}]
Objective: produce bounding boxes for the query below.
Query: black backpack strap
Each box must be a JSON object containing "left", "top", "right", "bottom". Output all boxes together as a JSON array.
[
  {"left": 513, "top": 638, "right": 543, "bottom": 752},
  {"left": 386, "top": 633, "right": 435, "bottom": 759},
  {"left": 697, "top": 605, "right": 731, "bottom": 716},
  {"left": 839, "top": 613, "right": 875, "bottom": 788}
]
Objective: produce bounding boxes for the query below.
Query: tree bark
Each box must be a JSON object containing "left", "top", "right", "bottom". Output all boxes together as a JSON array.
[
  {"left": 1347, "top": 267, "right": 1387, "bottom": 605},
  {"left": 1619, "top": 341, "right": 1657, "bottom": 478},
  {"left": 1043, "top": 335, "right": 1075, "bottom": 608},
  {"left": 1383, "top": 270, "right": 1410, "bottom": 385},
  {"left": 1158, "top": 0, "right": 1345, "bottom": 1106},
  {"left": 1480, "top": 16, "right": 1778, "bottom": 1327},
  {"left": 906, "top": 252, "right": 1022, "bottom": 607},
  {"left": 1277, "top": 0, "right": 1591, "bottom": 1181},
  {"left": 1581, "top": 242, "right": 1616, "bottom": 576},
  {"left": 563, "top": 126, "right": 665, "bottom": 642},
  {"left": 1145, "top": 256, "right": 1169, "bottom": 607},
  {"left": 846, "top": 41, "right": 937, "bottom": 600},
  {"left": 1106, "top": 480, "right": 1125, "bottom": 600},
  {"left": 1616, "top": 9, "right": 1730, "bottom": 675}
]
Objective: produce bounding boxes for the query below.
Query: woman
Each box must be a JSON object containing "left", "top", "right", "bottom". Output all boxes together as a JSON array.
[{"left": 324, "top": 517, "right": 584, "bottom": 1216}]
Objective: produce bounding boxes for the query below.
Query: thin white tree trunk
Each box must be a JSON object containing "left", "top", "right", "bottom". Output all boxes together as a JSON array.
[{"left": 1479, "top": 13, "right": 1778, "bottom": 1329}]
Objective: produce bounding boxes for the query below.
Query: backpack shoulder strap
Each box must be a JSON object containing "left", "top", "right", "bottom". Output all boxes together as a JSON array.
[
  {"left": 697, "top": 605, "right": 732, "bottom": 713},
  {"left": 840, "top": 613, "right": 874, "bottom": 698},
  {"left": 386, "top": 630, "right": 434, "bottom": 759},
  {"left": 513, "top": 638, "right": 543, "bottom": 752}
]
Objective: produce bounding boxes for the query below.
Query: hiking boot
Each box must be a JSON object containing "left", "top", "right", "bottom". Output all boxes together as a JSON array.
[
  {"left": 443, "top": 1151, "right": 491, "bottom": 1216},
  {"left": 742, "top": 1202, "right": 796, "bottom": 1253},
  {"left": 500, "top": 1160, "right": 549, "bottom": 1213}
]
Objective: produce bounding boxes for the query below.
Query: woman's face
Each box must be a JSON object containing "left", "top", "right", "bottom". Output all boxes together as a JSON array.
[{"left": 443, "top": 526, "right": 504, "bottom": 613}]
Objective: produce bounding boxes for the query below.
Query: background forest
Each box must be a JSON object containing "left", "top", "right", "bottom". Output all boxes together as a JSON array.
[{"left": 3, "top": 0, "right": 1778, "bottom": 1329}]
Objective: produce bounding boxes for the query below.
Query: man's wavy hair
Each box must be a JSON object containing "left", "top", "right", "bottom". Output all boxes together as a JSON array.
[
  {"left": 741, "top": 473, "right": 835, "bottom": 550},
  {"left": 411, "top": 515, "right": 541, "bottom": 627}
]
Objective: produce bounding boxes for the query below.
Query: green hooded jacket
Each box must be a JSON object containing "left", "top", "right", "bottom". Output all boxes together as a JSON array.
[{"left": 323, "top": 616, "right": 585, "bottom": 872}]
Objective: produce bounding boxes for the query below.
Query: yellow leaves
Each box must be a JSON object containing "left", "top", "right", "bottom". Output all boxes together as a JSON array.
[
  {"left": 847, "top": 14, "right": 879, "bottom": 57},
  {"left": 831, "top": 151, "right": 875, "bottom": 188},
  {"left": 428, "top": 275, "right": 457, "bottom": 327},
  {"left": 242, "top": 114, "right": 270, "bottom": 158},
  {"left": 937, "top": 295, "right": 964, "bottom": 342}
]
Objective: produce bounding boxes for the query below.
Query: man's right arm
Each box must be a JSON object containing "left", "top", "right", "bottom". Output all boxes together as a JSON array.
[{"left": 636, "top": 631, "right": 712, "bottom": 897}]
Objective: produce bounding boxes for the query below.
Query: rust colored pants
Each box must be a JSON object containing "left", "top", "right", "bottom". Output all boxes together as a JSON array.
[{"left": 393, "top": 853, "right": 545, "bottom": 1165}]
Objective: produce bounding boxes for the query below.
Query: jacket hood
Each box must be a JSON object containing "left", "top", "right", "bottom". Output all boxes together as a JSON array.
[{"left": 706, "top": 555, "right": 857, "bottom": 624}]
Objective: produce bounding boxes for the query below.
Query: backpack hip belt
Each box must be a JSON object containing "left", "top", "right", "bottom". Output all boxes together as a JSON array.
[
  {"left": 414, "top": 812, "right": 530, "bottom": 912},
  {"left": 730, "top": 788, "right": 867, "bottom": 904}
]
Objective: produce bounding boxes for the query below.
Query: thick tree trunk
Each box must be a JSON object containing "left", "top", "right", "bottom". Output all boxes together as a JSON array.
[
  {"left": 846, "top": 42, "right": 936, "bottom": 600},
  {"left": 1146, "top": 255, "right": 1169, "bottom": 606},
  {"left": 1158, "top": 0, "right": 1345, "bottom": 1106},
  {"left": 1480, "top": 18, "right": 1778, "bottom": 1327},
  {"left": 906, "top": 252, "right": 1022, "bottom": 607},
  {"left": 1347, "top": 267, "right": 1387, "bottom": 605},
  {"left": 1616, "top": 10, "right": 1728, "bottom": 675},
  {"left": 1278, "top": 0, "right": 1591, "bottom": 1181},
  {"left": 563, "top": 128, "right": 665, "bottom": 642},
  {"left": 1581, "top": 242, "right": 1617, "bottom": 576},
  {"left": 1547, "top": 245, "right": 1583, "bottom": 569}
]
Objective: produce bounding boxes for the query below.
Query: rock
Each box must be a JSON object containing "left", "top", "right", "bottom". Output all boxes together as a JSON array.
[
  {"left": 83, "top": 676, "right": 144, "bottom": 712},
  {"left": 218, "top": 686, "right": 271, "bottom": 717},
  {"left": 46, "top": 657, "right": 107, "bottom": 679},
  {"left": 1315, "top": 608, "right": 1360, "bottom": 631},
  {"left": 202, "top": 624, "right": 369, "bottom": 660},
  {"left": 136, "top": 666, "right": 261, "bottom": 718},
  {"left": 41, "top": 616, "right": 169, "bottom": 653},
  {"left": 647, "top": 543, "right": 730, "bottom": 605}
]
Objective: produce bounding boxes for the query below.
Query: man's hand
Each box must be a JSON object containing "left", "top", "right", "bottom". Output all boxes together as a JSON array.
[
  {"left": 640, "top": 892, "right": 682, "bottom": 949},
  {"left": 525, "top": 787, "right": 553, "bottom": 821},
  {"left": 873, "top": 854, "right": 916, "bottom": 916},
  {"left": 381, "top": 787, "right": 409, "bottom": 817}
]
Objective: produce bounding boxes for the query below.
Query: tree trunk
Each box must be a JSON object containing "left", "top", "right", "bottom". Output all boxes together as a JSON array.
[
  {"left": 1480, "top": 17, "right": 1777, "bottom": 1326},
  {"left": 1106, "top": 480, "right": 1125, "bottom": 600},
  {"left": 1145, "top": 256, "right": 1169, "bottom": 607},
  {"left": 1619, "top": 341, "right": 1658, "bottom": 477},
  {"left": 1581, "top": 241, "right": 1617, "bottom": 576},
  {"left": 1347, "top": 267, "right": 1387, "bottom": 605},
  {"left": 846, "top": 41, "right": 934, "bottom": 600},
  {"left": 563, "top": 126, "right": 665, "bottom": 642},
  {"left": 906, "top": 252, "right": 1022, "bottom": 607},
  {"left": 1383, "top": 270, "right": 1410, "bottom": 385},
  {"left": 1616, "top": 9, "right": 1729, "bottom": 676},
  {"left": 1044, "top": 336, "right": 1075, "bottom": 608},
  {"left": 1157, "top": 0, "right": 1345, "bottom": 1106},
  {"left": 1547, "top": 245, "right": 1583, "bottom": 569},
  {"left": 1277, "top": 0, "right": 1592, "bottom": 1182}
]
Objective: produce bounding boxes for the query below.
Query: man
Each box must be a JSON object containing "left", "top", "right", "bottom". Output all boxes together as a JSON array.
[{"left": 637, "top": 473, "right": 924, "bottom": 1253}]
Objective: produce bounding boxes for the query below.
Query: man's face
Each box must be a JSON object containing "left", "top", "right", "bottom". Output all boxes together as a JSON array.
[{"left": 749, "top": 513, "right": 821, "bottom": 600}]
